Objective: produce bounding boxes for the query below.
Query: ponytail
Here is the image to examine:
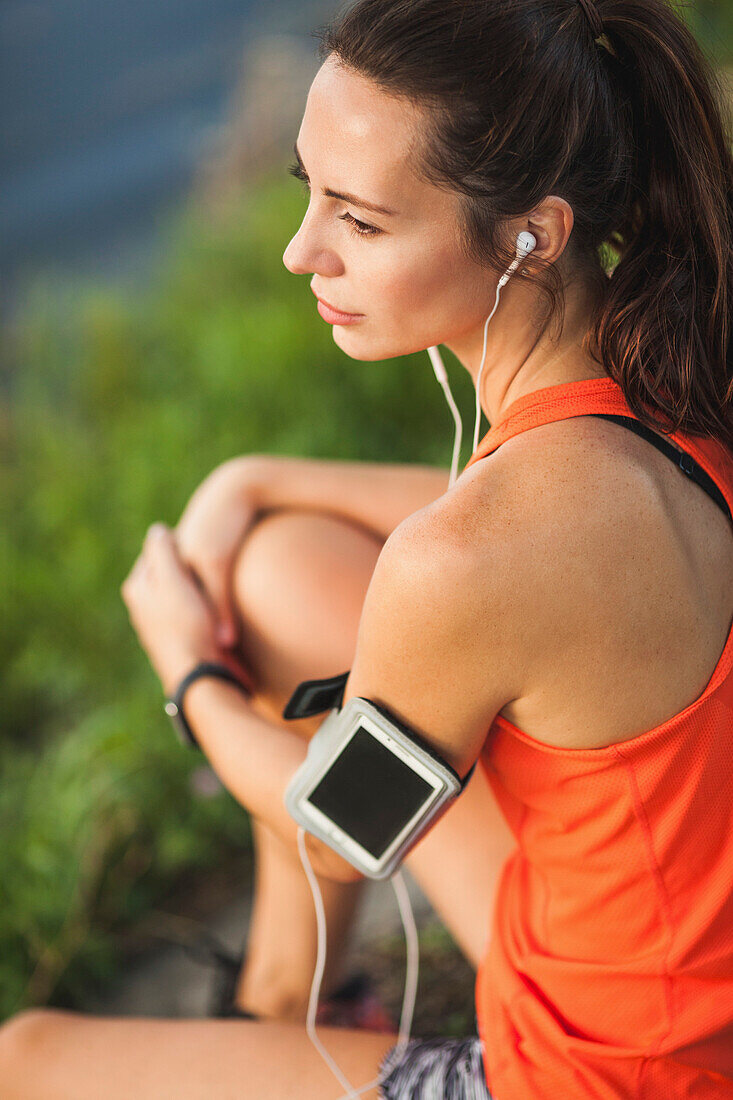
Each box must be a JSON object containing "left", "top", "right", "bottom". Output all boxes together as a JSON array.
[{"left": 594, "top": 0, "right": 733, "bottom": 447}]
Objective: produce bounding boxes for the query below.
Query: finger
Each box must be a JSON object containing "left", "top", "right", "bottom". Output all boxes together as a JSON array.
[
  {"left": 122, "top": 551, "right": 147, "bottom": 593},
  {"left": 196, "top": 564, "right": 238, "bottom": 645},
  {"left": 146, "top": 522, "right": 172, "bottom": 547},
  {"left": 173, "top": 535, "right": 237, "bottom": 645},
  {"left": 144, "top": 524, "right": 185, "bottom": 574}
]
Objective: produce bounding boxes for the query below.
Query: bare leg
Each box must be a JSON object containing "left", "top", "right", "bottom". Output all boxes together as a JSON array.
[
  {"left": 225, "top": 508, "right": 385, "bottom": 1020},
  {"left": 234, "top": 816, "right": 365, "bottom": 1020},
  {"left": 0, "top": 1010, "right": 398, "bottom": 1100}
]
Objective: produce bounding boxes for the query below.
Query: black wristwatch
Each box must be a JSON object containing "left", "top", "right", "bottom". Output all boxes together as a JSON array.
[{"left": 164, "top": 661, "right": 251, "bottom": 749}]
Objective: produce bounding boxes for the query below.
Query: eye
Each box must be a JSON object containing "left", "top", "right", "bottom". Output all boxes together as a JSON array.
[
  {"left": 338, "top": 212, "right": 380, "bottom": 238},
  {"left": 287, "top": 162, "right": 382, "bottom": 240},
  {"left": 288, "top": 160, "right": 310, "bottom": 193}
]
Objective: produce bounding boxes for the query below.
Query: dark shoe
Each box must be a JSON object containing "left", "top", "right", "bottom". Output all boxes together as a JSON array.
[{"left": 177, "top": 931, "right": 255, "bottom": 1018}]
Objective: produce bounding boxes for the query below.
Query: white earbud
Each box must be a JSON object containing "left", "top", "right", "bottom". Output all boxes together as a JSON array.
[
  {"left": 498, "top": 230, "right": 538, "bottom": 287},
  {"left": 427, "top": 232, "right": 537, "bottom": 487}
]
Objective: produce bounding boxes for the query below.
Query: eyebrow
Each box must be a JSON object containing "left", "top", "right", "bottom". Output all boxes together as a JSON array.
[{"left": 293, "top": 142, "right": 398, "bottom": 217}]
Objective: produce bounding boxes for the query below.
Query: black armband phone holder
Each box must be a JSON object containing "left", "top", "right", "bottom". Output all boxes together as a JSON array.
[{"left": 282, "top": 671, "right": 477, "bottom": 880}]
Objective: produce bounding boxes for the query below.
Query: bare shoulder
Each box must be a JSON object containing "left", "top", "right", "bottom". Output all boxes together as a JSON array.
[
  {"left": 438, "top": 413, "right": 733, "bottom": 750},
  {"left": 342, "top": 472, "right": 533, "bottom": 777},
  {"left": 418, "top": 416, "right": 635, "bottom": 592},
  {"left": 348, "top": 414, "right": 732, "bottom": 756},
  {"left": 443, "top": 413, "right": 684, "bottom": 565}
]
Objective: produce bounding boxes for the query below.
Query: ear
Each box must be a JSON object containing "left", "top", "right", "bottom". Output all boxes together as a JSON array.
[{"left": 524, "top": 196, "right": 575, "bottom": 267}]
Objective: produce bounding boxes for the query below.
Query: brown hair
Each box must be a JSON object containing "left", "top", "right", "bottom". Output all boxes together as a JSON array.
[{"left": 314, "top": 0, "right": 733, "bottom": 448}]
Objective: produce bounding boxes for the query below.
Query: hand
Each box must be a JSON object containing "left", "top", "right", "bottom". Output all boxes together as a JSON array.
[
  {"left": 174, "top": 458, "right": 263, "bottom": 649},
  {"left": 121, "top": 522, "right": 230, "bottom": 696}
]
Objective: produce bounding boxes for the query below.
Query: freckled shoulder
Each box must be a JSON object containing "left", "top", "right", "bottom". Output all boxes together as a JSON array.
[
  {"left": 347, "top": 420, "right": 653, "bottom": 764},
  {"left": 380, "top": 450, "right": 549, "bottom": 693},
  {"left": 402, "top": 417, "right": 638, "bottom": 681},
  {"left": 424, "top": 414, "right": 648, "bottom": 557},
  {"left": 412, "top": 415, "right": 707, "bottom": 752}
]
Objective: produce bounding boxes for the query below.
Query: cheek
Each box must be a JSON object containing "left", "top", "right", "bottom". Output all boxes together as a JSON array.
[
  {"left": 334, "top": 237, "right": 485, "bottom": 359},
  {"left": 381, "top": 246, "right": 482, "bottom": 337},
  {"left": 370, "top": 243, "right": 460, "bottom": 319}
]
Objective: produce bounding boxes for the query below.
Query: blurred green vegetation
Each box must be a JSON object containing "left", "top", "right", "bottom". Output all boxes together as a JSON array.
[
  {"left": 1, "top": 176, "right": 479, "bottom": 1019},
  {"left": 688, "top": 0, "right": 733, "bottom": 64},
  {"left": 2, "top": 4, "right": 731, "bottom": 1020}
]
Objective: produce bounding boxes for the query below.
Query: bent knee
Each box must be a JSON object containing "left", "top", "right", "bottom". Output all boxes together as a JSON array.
[
  {"left": 233, "top": 509, "right": 382, "bottom": 619},
  {"left": 231, "top": 509, "right": 383, "bottom": 692},
  {"left": 0, "top": 1009, "right": 65, "bottom": 1097}
]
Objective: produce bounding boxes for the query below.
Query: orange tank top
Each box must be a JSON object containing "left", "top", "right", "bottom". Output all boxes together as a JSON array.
[{"left": 465, "top": 377, "right": 733, "bottom": 1099}]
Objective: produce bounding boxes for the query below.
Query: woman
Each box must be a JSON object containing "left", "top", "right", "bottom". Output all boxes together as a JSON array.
[{"left": 2, "top": 0, "right": 732, "bottom": 1096}]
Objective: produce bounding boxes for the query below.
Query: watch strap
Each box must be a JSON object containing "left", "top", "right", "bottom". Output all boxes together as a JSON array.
[{"left": 165, "top": 661, "right": 251, "bottom": 749}]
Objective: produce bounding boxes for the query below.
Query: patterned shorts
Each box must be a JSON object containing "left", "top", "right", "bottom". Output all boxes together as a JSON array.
[{"left": 377, "top": 1035, "right": 493, "bottom": 1099}]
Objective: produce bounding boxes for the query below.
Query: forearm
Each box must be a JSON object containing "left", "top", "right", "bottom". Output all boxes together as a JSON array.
[
  {"left": 184, "top": 676, "right": 361, "bottom": 882},
  {"left": 235, "top": 454, "right": 451, "bottom": 543}
]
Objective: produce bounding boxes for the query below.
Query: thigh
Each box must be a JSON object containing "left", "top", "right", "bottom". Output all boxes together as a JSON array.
[
  {"left": 404, "top": 759, "right": 516, "bottom": 971},
  {"left": 0, "top": 1010, "right": 398, "bottom": 1100}
]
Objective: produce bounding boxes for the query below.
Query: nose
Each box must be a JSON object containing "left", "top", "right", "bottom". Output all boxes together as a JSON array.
[
  {"left": 282, "top": 229, "right": 311, "bottom": 275},
  {"left": 282, "top": 211, "right": 342, "bottom": 278}
]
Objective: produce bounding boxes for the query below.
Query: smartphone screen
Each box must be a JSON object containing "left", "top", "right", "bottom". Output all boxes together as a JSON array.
[{"left": 306, "top": 724, "right": 434, "bottom": 859}]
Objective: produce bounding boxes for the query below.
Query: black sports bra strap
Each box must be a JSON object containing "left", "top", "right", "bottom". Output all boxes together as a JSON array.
[{"left": 588, "top": 413, "right": 732, "bottom": 525}]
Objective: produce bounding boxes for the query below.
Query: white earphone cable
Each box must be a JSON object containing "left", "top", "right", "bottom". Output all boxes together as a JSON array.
[
  {"left": 426, "top": 279, "right": 502, "bottom": 492},
  {"left": 429, "top": 231, "right": 536, "bottom": 482},
  {"left": 427, "top": 346, "right": 463, "bottom": 489},
  {"left": 296, "top": 826, "right": 419, "bottom": 1100},
  {"left": 472, "top": 282, "right": 503, "bottom": 458}
]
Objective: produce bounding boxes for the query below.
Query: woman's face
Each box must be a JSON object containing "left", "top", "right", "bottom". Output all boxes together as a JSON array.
[{"left": 282, "top": 55, "right": 502, "bottom": 366}]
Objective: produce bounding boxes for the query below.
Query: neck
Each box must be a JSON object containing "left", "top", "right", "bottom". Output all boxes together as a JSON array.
[{"left": 446, "top": 275, "right": 607, "bottom": 428}]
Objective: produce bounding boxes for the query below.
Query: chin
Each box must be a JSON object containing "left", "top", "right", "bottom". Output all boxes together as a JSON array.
[
  {"left": 331, "top": 326, "right": 380, "bottom": 361},
  {"left": 333, "top": 326, "right": 424, "bottom": 363}
]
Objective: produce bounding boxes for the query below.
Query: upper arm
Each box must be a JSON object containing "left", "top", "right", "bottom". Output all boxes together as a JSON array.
[
  {"left": 341, "top": 499, "right": 527, "bottom": 781},
  {"left": 309, "top": 468, "right": 557, "bottom": 883}
]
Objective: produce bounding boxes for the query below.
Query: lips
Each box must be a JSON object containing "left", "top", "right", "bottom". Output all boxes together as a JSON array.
[{"left": 311, "top": 289, "right": 361, "bottom": 317}]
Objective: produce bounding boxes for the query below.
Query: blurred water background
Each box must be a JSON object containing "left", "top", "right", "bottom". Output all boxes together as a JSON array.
[
  {"left": 1, "top": 0, "right": 335, "bottom": 327},
  {"left": 1, "top": 0, "right": 731, "bottom": 1023}
]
